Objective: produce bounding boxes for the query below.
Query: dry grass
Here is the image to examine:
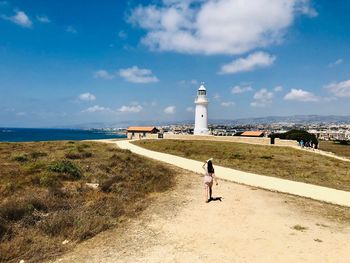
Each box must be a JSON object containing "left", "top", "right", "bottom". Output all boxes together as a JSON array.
[
  {"left": 319, "top": 141, "right": 350, "bottom": 159},
  {"left": 134, "top": 139, "right": 350, "bottom": 192},
  {"left": 0, "top": 141, "right": 175, "bottom": 263}
]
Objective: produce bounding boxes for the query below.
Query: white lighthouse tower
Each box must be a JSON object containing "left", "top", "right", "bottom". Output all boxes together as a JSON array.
[{"left": 194, "top": 83, "right": 209, "bottom": 135}]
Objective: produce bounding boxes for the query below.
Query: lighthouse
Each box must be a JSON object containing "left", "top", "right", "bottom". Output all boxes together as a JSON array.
[{"left": 194, "top": 83, "right": 209, "bottom": 135}]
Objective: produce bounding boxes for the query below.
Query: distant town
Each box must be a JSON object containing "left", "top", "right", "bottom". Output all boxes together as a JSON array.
[{"left": 93, "top": 120, "right": 350, "bottom": 141}]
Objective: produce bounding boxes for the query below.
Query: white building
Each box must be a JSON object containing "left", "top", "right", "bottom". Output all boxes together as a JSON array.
[{"left": 194, "top": 83, "right": 209, "bottom": 135}]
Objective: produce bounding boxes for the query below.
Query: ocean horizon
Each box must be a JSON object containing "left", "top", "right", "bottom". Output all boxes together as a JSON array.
[{"left": 0, "top": 128, "right": 126, "bottom": 142}]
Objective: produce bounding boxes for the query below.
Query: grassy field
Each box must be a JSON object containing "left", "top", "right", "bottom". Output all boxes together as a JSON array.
[
  {"left": 319, "top": 141, "right": 350, "bottom": 159},
  {"left": 134, "top": 139, "right": 350, "bottom": 192},
  {"left": 0, "top": 141, "right": 175, "bottom": 263}
]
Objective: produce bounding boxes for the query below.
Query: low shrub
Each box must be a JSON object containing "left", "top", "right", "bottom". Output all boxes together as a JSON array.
[
  {"left": 24, "top": 161, "right": 46, "bottom": 174},
  {"left": 2, "top": 182, "right": 20, "bottom": 194},
  {"left": 100, "top": 175, "right": 123, "bottom": 192},
  {"left": 260, "top": 155, "right": 273, "bottom": 160},
  {"left": 12, "top": 153, "right": 29, "bottom": 162},
  {"left": 335, "top": 140, "right": 350, "bottom": 145},
  {"left": 40, "top": 173, "right": 60, "bottom": 188},
  {"left": 39, "top": 211, "right": 75, "bottom": 237},
  {"left": 0, "top": 217, "right": 8, "bottom": 238},
  {"left": 65, "top": 150, "right": 93, "bottom": 159},
  {"left": 229, "top": 153, "right": 244, "bottom": 159},
  {"left": 73, "top": 215, "right": 110, "bottom": 241},
  {"left": 65, "top": 151, "right": 81, "bottom": 159},
  {"left": 77, "top": 143, "right": 90, "bottom": 152},
  {"left": 48, "top": 160, "right": 82, "bottom": 180},
  {"left": 0, "top": 200, "right": 28, "bottom": 221},
  {"left": 0, "top": 196, "right": 46, "bottom": 222},
  {"left": 30, "top": 151, "right": 48, "bottom": 159}
]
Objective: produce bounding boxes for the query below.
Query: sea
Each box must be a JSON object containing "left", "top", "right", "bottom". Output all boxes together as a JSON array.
[{"left": 0, "top": 128, "right": 126, "bottom": 142}]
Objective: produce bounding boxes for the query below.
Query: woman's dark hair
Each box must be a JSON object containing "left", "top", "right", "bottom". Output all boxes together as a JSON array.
[{"left": 207, "top": 160, "right": 214, "bottom": 174}]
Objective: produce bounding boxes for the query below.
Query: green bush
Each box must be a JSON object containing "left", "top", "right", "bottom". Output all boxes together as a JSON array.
[
  {"left": 270, "top": 130, "right": 318, "bottom": 146},
  {"left": 48, "top": 160, "right": 82, "bottom": 180},
  {"left": 335, "top": 140, "right": 350, "bottom": 145}
]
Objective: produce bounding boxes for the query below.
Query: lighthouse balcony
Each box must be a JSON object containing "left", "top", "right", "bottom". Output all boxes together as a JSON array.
[{"left": 194, "top": 96, "right": 209, "bottom": 104}]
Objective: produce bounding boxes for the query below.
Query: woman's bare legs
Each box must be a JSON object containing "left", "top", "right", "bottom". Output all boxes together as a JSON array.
[{"left": 204, "top": 185, "right": 209, "bottom": 202}]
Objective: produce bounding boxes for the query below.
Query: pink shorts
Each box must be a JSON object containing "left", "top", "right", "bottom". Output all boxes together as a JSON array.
[{"left": 204, "top": 175, "right": 213, "bottom": 186}]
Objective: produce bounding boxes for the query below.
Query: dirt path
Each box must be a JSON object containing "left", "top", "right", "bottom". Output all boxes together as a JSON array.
[{"left": 51, "top": 168, "right": 350, "bottom": 263}]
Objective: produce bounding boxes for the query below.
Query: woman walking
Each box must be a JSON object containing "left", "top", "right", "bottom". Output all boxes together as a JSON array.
[{"left": 203, "top": 159, "right": 218, "bottom": 203}]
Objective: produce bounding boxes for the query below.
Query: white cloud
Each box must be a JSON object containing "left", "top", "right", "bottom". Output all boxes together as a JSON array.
[
  {"left": 36, "top": 15, "right": 50, "bottom": 23},
  {"left": 296, "top": 0, "right": 318, "bottom": 17},
  {"left": 93, "top": 70, "right": 115, "bottom": 80},
  {"left": 83, "top": 105, "right": 111, "bottom": 113},
  {"left": 186, "top": 106, "right": 194, "bottom": 112},
  {"left": 325, "top": 80, "right": 350, "bottom": 97},
  {"left": 284, "top": 88, "right": 319, "bottom": 102},
  {"left": 179, "top": 79, "right": 198, "bottom": 86},
  {"left": 2, "top": 10, "right": 32, "bottom": 28},
  {"left": 118, "top": 30, "right": 127, "bottom": 39},
  {"left": 213, "top": 93, "right": 220, "bottom": 100},
  {"left": 79, "top": 92, "right": 96, "bottom": 102},
  {"left": 119, "top": 66, "right": 159, "bottom": 84},
  {"left": 129, "top": 0, "right": 316, "bottom": 55},
  {"left": 231, "top": 85, "right": 253, "bottom": 94},
  {"left": 66, "top": 25, "right": 77, "bottom": 33},
  {"left": 328, "top": 58, "right": 344, "bottom": 68},
  {"left": 118, "top": 104, "right": 143, "bottom": 113},
  {"left": 274, "top": 86, "right": 283, "bottom": 92},
  {"left": 16, "top": 111, "right": 26, "bottom": 116},
  {"left": 251, "top": 88, "right": 274, "bottom": 107},
  {"left": 323, "top": 97, "right": 337, "bottom": 102},
  {"left": 220, "top": 52, "right": 276, "bottom": 74},
  {"left": 221, "top": 101, "right": 235, "bottom": 107},
  {"left": 164, "top": 105, "right": 175, "bottom": 114}
]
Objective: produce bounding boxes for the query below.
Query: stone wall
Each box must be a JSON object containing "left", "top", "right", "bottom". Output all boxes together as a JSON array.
[{"left": 144, "top": 133, "right": 298, "bottom": 147}]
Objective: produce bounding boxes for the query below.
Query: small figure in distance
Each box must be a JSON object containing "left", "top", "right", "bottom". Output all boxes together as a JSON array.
[{"left": 202, "top": 158, "right": 218, "bottom": 203}]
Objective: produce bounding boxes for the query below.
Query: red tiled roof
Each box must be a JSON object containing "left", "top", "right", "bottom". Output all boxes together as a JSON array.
[
  {"left": 241, "top": 131, "right": 264, "bottom": 137},
  {"left": 127, "top": 126, "right": 158, "bottom": 132}
]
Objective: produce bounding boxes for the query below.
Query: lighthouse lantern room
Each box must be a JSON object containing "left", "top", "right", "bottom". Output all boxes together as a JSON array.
[{"left": 194, "top": 83, "right": 209, "bottom": 135}]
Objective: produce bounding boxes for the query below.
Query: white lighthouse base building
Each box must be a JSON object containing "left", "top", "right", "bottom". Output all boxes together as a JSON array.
[{"left": 194, "top": 83, "right": 209, "bottom": 135}]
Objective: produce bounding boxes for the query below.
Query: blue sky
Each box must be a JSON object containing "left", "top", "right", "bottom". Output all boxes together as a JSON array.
[{"left": 1, "top": 0, "right": 350, "bottom": 127}]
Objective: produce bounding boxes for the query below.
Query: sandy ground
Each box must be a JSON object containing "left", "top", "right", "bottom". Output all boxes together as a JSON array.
[{"left": 50, "top": 168, "right": 350, "bottom": 263}]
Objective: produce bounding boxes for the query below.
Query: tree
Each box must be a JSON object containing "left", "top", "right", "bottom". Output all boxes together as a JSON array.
[{"left": 270, "top": 130, "right": 318, "bottom": 147}]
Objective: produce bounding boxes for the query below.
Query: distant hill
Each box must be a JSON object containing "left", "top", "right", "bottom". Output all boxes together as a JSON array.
[{"left": 210, "top": 115, "right": 350, "bottom": 125}]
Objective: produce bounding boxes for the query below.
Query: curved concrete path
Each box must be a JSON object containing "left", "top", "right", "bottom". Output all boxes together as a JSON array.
[
  {"left": 291, "top": 146, "right": 350, "bottom": 163},
  {"left": 113, "top": 140, "right": 350, "bottom": 208}
]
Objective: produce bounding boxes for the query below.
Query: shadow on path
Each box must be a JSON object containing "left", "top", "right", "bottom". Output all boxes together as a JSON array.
[{"left": 208, "top": 197, "right": 223, "bottom": 202}]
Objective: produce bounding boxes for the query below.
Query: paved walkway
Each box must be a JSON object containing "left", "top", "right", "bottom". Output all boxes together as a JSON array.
[
  {"left": 113, "top": 140, "right": 350, "bottom": 208},
  {"left": 291, "top": 146, "right": 350, "bottom": 162}
]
